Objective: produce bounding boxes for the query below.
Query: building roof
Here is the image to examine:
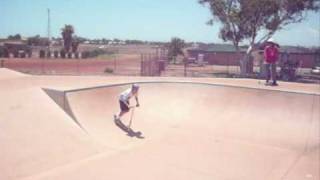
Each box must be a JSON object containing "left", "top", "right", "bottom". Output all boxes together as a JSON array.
[
  {"left": 188, "top": 43, "right": 319, "bottom": 54},
  {"left": 188, "top": 43, "right": 247, "bottom": 53},
  {"left": 3, "top": 40, "right": 27, "bottom": 45}
]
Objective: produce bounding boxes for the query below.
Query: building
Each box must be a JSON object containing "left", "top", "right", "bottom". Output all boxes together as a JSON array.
[
  {"left": 187, "top": 44, "right": 247, "bottom": 66},
  {"left": 187, "top": 44, "right": 319, "bottom": 68}
]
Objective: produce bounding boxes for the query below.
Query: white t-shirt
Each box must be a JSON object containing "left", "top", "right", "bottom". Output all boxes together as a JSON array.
[{"left": 119, "top": 88, "right": 137, "bottom": 102}]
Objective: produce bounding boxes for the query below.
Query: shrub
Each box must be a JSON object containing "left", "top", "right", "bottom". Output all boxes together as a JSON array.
[
  {"left": 67, "top": 52, "right": 72, "bottom": 59},
  {"left": 74, "top": 52, "right": 79, "bottom": 59},
  {"left": 60, "top": 50, "right": 66, "bottom": 58},
  {"left": 46, "top": 51, "right": 51, "bottom": 58},
  {"left": 81, "top": 49, "right": 115, "bottom": 59},
  {"left": 53, "top": 51, "right": 59, "bottom": 58},
  {"left": 39, "top": 50, "right": 45, "bottom": 58},
  {"left": 26, "top": 49, "right": 32, "bottom": 58},
  {"left": 104, "top": 67, "right": 114, "bottom": 73},
  {"left": 3, "top": 49, "right": 9, "bottom": 58},
  {"left": 81, "top": 51, "right": 90, "bottom": 59},
  {"left": 13, "top": 51, "right": 19, "bottom": 58},
  {"left": 0, "top": 48, "right": 3, "bottom": 58},
  {"left": 20, "top": 52, "right": 26, "bottom": 58}
]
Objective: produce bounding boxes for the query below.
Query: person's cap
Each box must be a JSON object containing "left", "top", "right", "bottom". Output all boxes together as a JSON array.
[
  {"left": 267, "top": 38, "right": 276, "bottom": 44},
  {"left": 132, "top": 83, "right": 139, "bottom": 89},
  {"left": 267, "top": 38, "right": 280, "bottom": 47}
]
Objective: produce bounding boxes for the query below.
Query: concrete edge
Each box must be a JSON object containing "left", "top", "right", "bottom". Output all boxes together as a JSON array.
[
  {"left": 42, "top": 88, "right": 88, "bottom": 132},
  {"left": 62, "top": 81, "right": 320, "bottom": 96}
]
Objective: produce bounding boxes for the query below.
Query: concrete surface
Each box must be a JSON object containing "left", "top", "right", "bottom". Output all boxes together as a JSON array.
[{"left": 0, "top": 68, "right": 319, "bottom": 180}]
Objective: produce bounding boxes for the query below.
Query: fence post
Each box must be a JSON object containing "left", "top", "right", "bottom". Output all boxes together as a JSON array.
[
  {"left": 42, "top": 59, "right": 45, "bottom": 74},
  {"left": 184, "top": 59, "right": 187, "bottom": 77},
  {"left": 0, "top": 59, "right": 4, "bottom": 68},
  {"left": 114, "top": 55, "right": 117, "bottom": 73},
  {"left": 77, "top": 58, "right": 80, "bottom": 75},
  {"left": 227, "top": 56, "right": 230, "bottom": 75},
  {"left": 148, "top": 54, "right": 152, "bottom": 76},
  {"left": 140, "top": 54, "right": 143, "bottom": 76}
]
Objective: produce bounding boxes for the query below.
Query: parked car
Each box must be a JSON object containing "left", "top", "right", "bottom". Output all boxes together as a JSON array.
[{"left": 311, "top": 66, "right": 320, "bottom": 75}]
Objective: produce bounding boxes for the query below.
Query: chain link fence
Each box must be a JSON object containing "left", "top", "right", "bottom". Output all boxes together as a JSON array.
[
  {"left": 1, "top": 50, "right": 319, "bottom": 83},
  {"left": 0, "top": 58, "right": 141, "bottom": 76}
]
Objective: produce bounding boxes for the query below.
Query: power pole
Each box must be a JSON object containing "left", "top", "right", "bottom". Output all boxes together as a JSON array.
[{"left": 47, "top": 8, "right": 51, "bottom": 51}]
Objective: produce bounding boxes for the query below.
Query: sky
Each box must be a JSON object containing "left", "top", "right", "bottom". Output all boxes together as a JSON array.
[{"left": 0, "top": 0, "right": 319, "bottom": 47}]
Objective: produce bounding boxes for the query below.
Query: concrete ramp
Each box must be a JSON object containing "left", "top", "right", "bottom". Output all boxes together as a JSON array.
[
  {"left": 0, "top": 87, "right": 102, "bottom": 180},
  {"left": 39, "top": 82, "right": 319, "bottom": 180},
  {"left": 0, "top": 68, "right": 27, "bottom": 80},
  {"left": 64, "top": 84, "right": 176, "bottom": 149}
]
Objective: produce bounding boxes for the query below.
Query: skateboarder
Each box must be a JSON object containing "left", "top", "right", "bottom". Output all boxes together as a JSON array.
[
  {"left": 114, "top": 84, "right": 140, "bottom": 123},
  {"left": 264, "top": 38, "right": 279, "bottom": 86}
]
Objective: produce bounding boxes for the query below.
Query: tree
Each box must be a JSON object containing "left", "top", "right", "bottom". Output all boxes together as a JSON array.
[
  {"left": 199, "top": 0, "right": 320, "bottom": 75},
  {"left": 27, "top": 35, "right": 49, "bottom": 46},
  {"left": 61, "top": 25, "right": 74, "bottom": 52},
  {"left": 8, "top": 34, "right": 21, "bottom": 40},
  {"left": 113, "top": 38, "right": 121, "bottom": 44},
  {"left": 74, "top": 36, "right": 88, "bottom": 44},
  {"left": 168, "top": 37, "right": 185, "bottom": 64},
  {"left": 125, "top": 39, "right": 144, "bottom": 45},
  {"left": 101, "top": 38, "right": 111, "bottom": 44}
]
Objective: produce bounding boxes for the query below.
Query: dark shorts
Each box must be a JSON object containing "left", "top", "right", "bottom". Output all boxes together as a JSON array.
[{"left": 119, "top": 100, "right": 129, "bottom": 112}]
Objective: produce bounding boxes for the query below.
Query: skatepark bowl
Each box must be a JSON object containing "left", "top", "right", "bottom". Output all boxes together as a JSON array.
[{"left": 0, "top": 69, "right": 319, "bottom": 180}]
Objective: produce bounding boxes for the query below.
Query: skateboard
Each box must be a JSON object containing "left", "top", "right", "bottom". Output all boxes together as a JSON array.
[{"left": 114, "top": 118, "right": 144, "bottom": 139}]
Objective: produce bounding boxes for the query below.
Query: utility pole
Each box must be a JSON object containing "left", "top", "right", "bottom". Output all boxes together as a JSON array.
[{"left": 47, "top": 8, "right": 51, "bottom": 51}]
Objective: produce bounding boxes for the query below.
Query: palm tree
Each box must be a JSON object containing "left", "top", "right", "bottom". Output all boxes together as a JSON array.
[{"left": 61, "top": 25, "right": 74, "bottom": 52}]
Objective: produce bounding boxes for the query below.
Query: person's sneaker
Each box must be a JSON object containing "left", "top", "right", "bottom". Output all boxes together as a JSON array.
[
  {"left": 272, "top": 82, "right": 278, "bottom": 86},
  {"left": 114, "top": 119, "right": 120, "bottom": 125},
  {"left": 114, "top": 114, "right": 120, "bottom": 121}
]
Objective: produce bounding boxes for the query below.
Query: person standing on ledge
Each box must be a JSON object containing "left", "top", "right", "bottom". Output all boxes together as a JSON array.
[
  {"left": 114, "top": 84, "right": 140, "bottom": 123},
  {"left": 264, "top": 38, "right": 280, "bottom": 86}
]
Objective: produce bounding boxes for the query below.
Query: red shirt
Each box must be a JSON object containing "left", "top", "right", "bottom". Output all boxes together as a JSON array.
[{"left": 264, "top": 45, "right": 279, "bottom": 63}]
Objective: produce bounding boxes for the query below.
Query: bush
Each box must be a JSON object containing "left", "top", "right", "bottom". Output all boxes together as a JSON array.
[
  {"left": 83, "top": 49, "right": 115, "bottom": 59},
  {"left": 39, "top": 50, "right": 45, "bottom": 58},
  {"left": 0, "top": 48, "right": 3, "bottom": 58},
  {"left": 90, "top": 49, "right": 104, "bottom": 57},
  {"left": 3, "top": 49, "right": 9, "bottom": 58},
  {"left": 26, "top": 49, "right": 32, "bottom": 58},
  {"left": 46, "top": 51, "right": 51, "bottom": 58},
  {"left": 3, "top": 48, "right": 10, "bottom": 58},
  {"left": 53, "top": 51, "right": 59, "bottom": 58},
  {"left": 74, "top": 52, "right": 79, "bottom": 59},
  {"left": 20, "top": 52, "right": 26, "bottom": 58},
  {"left": 60, "top": 50, "right": 66, "bottom": 58},
  {"left": 67, "top": 52, "right": 72, "bottom": 59},
  {"left": 104, "top": 67, "right": 114, "bottom": 73},
  {"left": 13, "top": 51, "right": 19, "bottom": 58},
  {"left": 81, "top": 51, "right": 90, "bottom": 59},
  {"left": 80, "top": 49, "right": 116, "bottom": 59}
]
